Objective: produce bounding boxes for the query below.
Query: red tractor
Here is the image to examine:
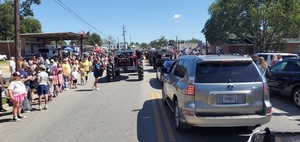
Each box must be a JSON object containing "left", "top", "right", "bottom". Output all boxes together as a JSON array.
[{"left": 106, "top": 49, "right": 144, "bottom": 82}]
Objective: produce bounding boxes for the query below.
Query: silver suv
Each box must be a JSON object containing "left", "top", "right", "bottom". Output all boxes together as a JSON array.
[{"left": 162, "top": 55, "right": 272, "bottom": 132}]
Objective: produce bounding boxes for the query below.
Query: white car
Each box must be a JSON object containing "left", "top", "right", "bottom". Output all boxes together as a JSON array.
[
  {"left": 254, "top": 53, "right": 299, "bottom": 66},
  {"left": 0, "top": 54, "right": 7, "bottom": 61}
]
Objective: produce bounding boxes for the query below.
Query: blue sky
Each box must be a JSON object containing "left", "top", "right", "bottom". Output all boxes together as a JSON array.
[{"left": 31, "top": 0, "right": 214, "bottom": 44}]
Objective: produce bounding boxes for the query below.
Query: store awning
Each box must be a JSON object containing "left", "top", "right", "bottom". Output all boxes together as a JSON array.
[{"left": 20, "top": 32, "right": 88, "bottom": 41}]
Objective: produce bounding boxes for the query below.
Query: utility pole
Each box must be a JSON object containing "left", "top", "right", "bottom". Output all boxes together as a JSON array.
[
  {"left": 122, "top": 25, "right": 126, "bottom": 49},
  {"left": 14, "top": 0, "right": 20, "bottom": 70},
  {"left": 176, "top": 36, "right": 178, "bottom": 51},
  {"left": 117, "top": 37, "right": 120, "bottom": 50}
]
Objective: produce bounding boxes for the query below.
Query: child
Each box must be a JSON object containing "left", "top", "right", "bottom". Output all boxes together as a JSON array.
[
  {"left": 57, "top": 70, "right": 64, "bottom": 92},
  {"left": 71, "top": 66, "right": 78, "bottom": 89},
  {"left": 52, "top": 70, "right": 59, "bottom": 97},
  {"left": 80, "top": 68, "right": 86, "bottom": 86},
  {"left": 48, "top": 77, "right": 54, "bottom": 101},
  {"left": 7, "top": 72, "right": 27, "bottom": 121}
]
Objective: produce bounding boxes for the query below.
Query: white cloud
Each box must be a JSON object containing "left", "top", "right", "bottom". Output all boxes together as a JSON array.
[{"left": 173, "top": 14, "right": 182, "bottom": 19}]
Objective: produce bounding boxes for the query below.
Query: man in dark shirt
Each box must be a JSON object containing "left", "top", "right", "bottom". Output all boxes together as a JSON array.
[{"left": 19, "top": 62, "right": 33, "bottom": 109}]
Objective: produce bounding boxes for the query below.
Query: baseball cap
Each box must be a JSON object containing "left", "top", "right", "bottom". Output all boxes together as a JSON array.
[
  {"left": 50, "top": 59, "right": 54, "bottom": 62},
  {"left": 12, "top": 71, "right": 20, "bottom": 77},
  {"left": 22, "top": 62, "right": 30, "bottom": 67}
]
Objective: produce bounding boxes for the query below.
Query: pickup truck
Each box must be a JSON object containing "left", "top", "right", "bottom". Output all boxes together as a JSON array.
[{"left": 0, "top": 54, "right": 7, "bottom": 61}]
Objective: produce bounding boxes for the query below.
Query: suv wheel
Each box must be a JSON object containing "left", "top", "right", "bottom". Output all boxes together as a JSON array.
[
  {"left": 174, "top": 101, "right": 191, "bottom": 132},
  {"left": 293, "top": 87, "right": 300, "bottom": 108}
]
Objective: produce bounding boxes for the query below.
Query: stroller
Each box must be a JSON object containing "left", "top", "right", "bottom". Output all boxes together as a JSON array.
[{"left": 248, "top": 127, "right": 300, "bottom": 142}]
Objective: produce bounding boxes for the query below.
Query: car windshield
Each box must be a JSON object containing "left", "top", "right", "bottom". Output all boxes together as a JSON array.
[{"left": 195, "top": 61, "right": 262, "bottom": 83}]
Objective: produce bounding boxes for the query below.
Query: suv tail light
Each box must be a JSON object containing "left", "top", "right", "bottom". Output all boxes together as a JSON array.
[
  {"left": 263, "top": 83, "right": 272, "bottom": 115},
  {"left": 182, "top": 84, "right": 195, "bottom": 96}
]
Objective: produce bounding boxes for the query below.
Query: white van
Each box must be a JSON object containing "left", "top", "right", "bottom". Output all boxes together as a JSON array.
[{"left": 256, "top": 53, "right": 299, "bottom": 66}]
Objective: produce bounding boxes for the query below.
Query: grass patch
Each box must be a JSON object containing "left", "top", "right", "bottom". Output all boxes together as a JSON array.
[{"left": 0, "top": 61, "right": 9, "bottom": 66}]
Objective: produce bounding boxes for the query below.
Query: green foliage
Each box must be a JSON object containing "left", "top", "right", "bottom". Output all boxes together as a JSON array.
[
  {"left": 20, "top": 17, "right": 42, "bottom": 33},
  {"left": 0, "top": 0, "right": 14, "bottom": 40},
  {"left": 88, "top": 33, "right": 101, "bottom": 45},
  {"left": 140, "top": 43, "right": 148, "bottom": 49},
  {"left": 202, "top": 0, "right": 300, "bottom": 52},
  {"left": 0, "top": 0, "right": 42, "bottom": 40}
]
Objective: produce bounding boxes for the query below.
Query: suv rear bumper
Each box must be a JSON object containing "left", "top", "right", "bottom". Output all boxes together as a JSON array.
[{"left": 181, "top": 114, "right": 271, "bottom": 127}]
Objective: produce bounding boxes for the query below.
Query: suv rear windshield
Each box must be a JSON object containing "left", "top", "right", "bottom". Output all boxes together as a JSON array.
[{"left": 195, "top": 61, "right": 262, "bottom": 83}]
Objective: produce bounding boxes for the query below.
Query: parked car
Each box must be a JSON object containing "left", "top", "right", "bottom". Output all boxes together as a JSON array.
[
  {"left": 156, "top": 60, "right": 174, "bottom": 85},
  {"left": 0, "top": 54, "right": 7, "bottom": 61},
  {"left": 255, "top": 53, "right": 299, "bottom": 66},
  {"left": 162, "top": 55, "right": 272, "bottom": 132},
  {"left": 266, "top": 58, "right": 300, "bottom": 108}
]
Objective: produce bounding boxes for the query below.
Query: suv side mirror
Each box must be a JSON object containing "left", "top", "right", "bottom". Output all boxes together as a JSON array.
[{"left": 161, "top": 67, "right": 168, "bottom": 74}]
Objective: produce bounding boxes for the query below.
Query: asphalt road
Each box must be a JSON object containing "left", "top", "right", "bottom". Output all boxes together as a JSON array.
[{"left": 0, "top": 62, "right": 300, "bottom": 142}]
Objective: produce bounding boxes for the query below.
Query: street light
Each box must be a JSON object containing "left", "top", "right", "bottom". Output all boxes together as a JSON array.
[{"left": 108, "top": 40, "right": 111, "bottom": 52}]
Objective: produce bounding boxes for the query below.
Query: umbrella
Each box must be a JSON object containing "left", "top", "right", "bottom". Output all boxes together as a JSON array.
[
  {"left": 93, "top": 48, "right": 104, "bottom": 53},
  {"left": 63, "top": 47, "right": 73, "bottom": 52}
]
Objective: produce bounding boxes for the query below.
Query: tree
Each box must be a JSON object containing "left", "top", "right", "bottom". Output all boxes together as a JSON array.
[
  {"left": 88, "top": 33, "right": 101, "bottom": 45},
  {"left": 0, "top": 0, "right": 41, "bottom": 40},
  {"left": 140, "top": 43, "right": 148, "bottom": 49},
  {"left": 0, "top": 0, "right": 14, "bottom": 40},
  {"left": 51, "top": 41, "right": 67, "bottom": 45},
  {"left": 186, "top": 38, "right": 201, "bottom": 43},
  {"left": 102, "top": 35, "right": 115, "bottom": 44},
  {"left": 20, "top": 17, "right": 42, "bottom": 33},
  {"left": 202, "top": 0, "right": 300, "bottom": 52}
]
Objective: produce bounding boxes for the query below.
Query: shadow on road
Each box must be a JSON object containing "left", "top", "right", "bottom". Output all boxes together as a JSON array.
[
  {"left": 0, "top": 118, "right": 13, "bottom": 123},
  {"left": 269, "top": 92, "right": 300, "bottom": 117},
  {"left": 149, "top": 78, "right": 161, "bottom": 89},
  {"left": 144, "top": 69, "right": 156, "bottom": 73},
  {"left": 96, "top": 75, "right": 129, "bottom": 83},
  {"left": 137, "top": 99, "right": 252, "bottom": 142},
  {"left": 75, "top": 89, "right": 93, "bottom": 92}
]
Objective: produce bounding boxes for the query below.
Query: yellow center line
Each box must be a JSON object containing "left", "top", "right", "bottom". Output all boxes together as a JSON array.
[
  {"left": 157, "top": 93, "right": 177, "bottom": 142},
  {"left": 151, "top": 92, "right": 164, "bottom": 142}
]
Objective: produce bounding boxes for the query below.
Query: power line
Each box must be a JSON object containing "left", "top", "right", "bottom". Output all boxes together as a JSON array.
[
  {"left": 76, "top": 0, "right": 119, "bottom": 33},
  {"left": 89, "top": 0, "right": 121, "bottom": 28},
  {"left": 54, "top": 0, "right": 108, "bottom": 37}
]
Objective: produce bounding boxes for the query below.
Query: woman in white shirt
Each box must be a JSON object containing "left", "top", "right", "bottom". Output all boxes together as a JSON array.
[{"left": 7, "top": 72, "right": 27, "bottom": 121}]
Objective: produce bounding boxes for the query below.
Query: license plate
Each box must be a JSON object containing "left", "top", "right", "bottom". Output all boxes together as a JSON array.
[{"left": 223, "top": 95, "right": 238, "bottom": 103}]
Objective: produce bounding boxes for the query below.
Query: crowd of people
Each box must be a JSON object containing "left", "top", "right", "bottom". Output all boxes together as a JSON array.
[{"left": 5, "top": 53, "right": 108, "bottom": 121}]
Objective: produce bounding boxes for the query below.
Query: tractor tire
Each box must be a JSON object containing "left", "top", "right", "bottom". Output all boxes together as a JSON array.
[
  {"left": 138, "top": 60, "right": 144, "bottom": 81},
  {"left": 106, "top": 63, "right": 114, "bottom": 82}
]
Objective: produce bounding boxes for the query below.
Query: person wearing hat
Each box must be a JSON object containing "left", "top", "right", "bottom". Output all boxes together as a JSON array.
[
  {"left": 37, "top": 64, "right": 49, "bottom": 110},
  {"left": 7, "top": 72, "right": 27, "bottom": 121},
  {"left": 19, "top": 62, "right": 34, "bottom": 111}
]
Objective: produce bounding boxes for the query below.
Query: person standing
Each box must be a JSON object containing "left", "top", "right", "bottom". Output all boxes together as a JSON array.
[
  {"left": 79, "top": 57, "right": 92, "bottom": 85},
  {"left": 0, "top": 68, "right": 7, "bottom": 112},
  {"left": 270, "top": 55, "right": 278, "bottom": 66},
  {"left": 19, "top": 62, "right": 33, "bottom": 112},
  {"left": 7, "top": 72, "right": 27, "bottom": 121},
  {"left": 257, "top": 57, "right": 268, "bottom": 77},
  {"left": 276, "top": 54, "right": 283, "bottom": 63},
  {"left": 71, "top": 66, "right": 78, "bottom": 89},
  {"left": 37, "top": 65, "right": 49, "bottom": 110},
  {"left": 92, "top": 59, "right": 104, "bottom": 90},
  {"left": 9, "top": 57, "right": 16, "bottom": 76},
  {"left": 62, "top": 59, "right": 71, "bottom": 90}
]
